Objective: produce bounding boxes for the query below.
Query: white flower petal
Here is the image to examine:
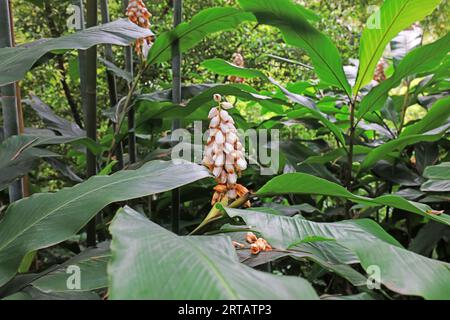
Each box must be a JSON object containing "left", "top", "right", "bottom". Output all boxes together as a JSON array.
[
  {"left": 220, "top": 110, "right": 231, "bottom": 121},
  {"left": 212, "top": 166, "right": 222, "bottom": 177},
  {"left": 236, "top": 158, "right": 247, "bottom": 170},
  {"left": 221, "top": 102, "right": 234, "bottom": 110},
  {"left": 209, "top": 115, "right": 220, "bottom": 128},
  {"left": 228, "top": 172, "right": 237, "bottom": 184},
  {"left": 223, "top": 142, "right": 234, "bottom": 154},
  {"left": 227, "top": 189, "right": 237, "bottom": 199},
  {"left": 219, "top": 122, "right": 229, "bottom": 133},
  {"left": 226, "top": 132, "right": 237, "bottom": 144},
  {"left": 213, "top": 143, "right": 223, "bottom": 154},
  {"left": 215, "top": 130, "right": 225, "bottom": 144},
  {"left": 208, "top": 107, "right": 218, "bottom": 119},
  {"left": 214, "top": 152, "right": 225, "bottom": 167}
]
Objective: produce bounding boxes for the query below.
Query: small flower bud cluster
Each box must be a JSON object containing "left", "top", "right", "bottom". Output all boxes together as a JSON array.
[
  {"left": 229, "top": 53, "right": 245, "bottom": 84},
  {"left": 126, "top": 0, "right": 154, "bottom": 58},
  {"left": 246, "top": 232, "right": 272, "bottom": 255},
  {"left": 203, "top": 94, "right": 250, "bottom": 206},
  {"left": 374, "top": 58, "right": 387, "bottom": 83}
]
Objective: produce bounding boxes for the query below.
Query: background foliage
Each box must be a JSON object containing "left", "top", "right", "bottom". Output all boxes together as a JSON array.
[{"left": 0, "top": 0, "right": 449, "bottom": 300}]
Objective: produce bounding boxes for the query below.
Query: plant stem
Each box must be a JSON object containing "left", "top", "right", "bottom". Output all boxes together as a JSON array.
[
  {"left": 346, "top": 101, "right": 355, "bottom": 191},
  {"left": 398, "top": 80, "right": 411, "bottom": 135},
  {"left": 0, "top": 0, "right": 22, "bottom": 202},
  {"left": 189, "top": 193, "right": 251, "bottom": 235},
  {"left": 345, "top": 99, "right": 357, "bottom": 219},
  {"left": 171, "top": 0, "right": 183, "bottom": 234},
  {"left": 107, "top": 66, "right": 144, "bottom": 162},
  {"left": 43, "top": 1, "right": 84, "bottom": 129}
]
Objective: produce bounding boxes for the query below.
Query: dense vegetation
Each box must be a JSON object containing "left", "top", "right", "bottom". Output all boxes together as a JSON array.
[{"left": 0, "top": 0, "right": 449, "bottom": 300}]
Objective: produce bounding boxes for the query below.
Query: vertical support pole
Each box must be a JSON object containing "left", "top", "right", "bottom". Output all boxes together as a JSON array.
[
  {"left": 171, "top": 0, "right": 182, "bottom": 234},
  {"left": 79, "top": 0, "right": 98, "bottom": 247},
  {"left": 123, "top": 0, "right": 136, "bottom": 164},
  {"left": 101, "top": 0, "right": 124, "bottom": 170},
  {"left": 8, "top": 1, "right": 28, "bottom": 198},
  {"left": 0, "top": 0, "right": 22, "bottom": 202}
]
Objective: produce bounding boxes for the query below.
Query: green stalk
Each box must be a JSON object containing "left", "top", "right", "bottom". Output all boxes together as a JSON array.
[
  {"left": 107, "top": 65, "right": 144, "bottom": 162},
  {"left": 79, "top": 0, "right": 98, "bottom": 247},
  {"left": 0, "top": 0, "right": 22, "bottom": 202},
  {"left": 100, "top": 0, "right": 124, "bottom": 170},
  {"left": 398, "top": 80, "right": 411, "bottom": 135},
  {"left": 122, "top": 0, "right": 136, "bottom": 164},
  {"left": 171, "top": 0, "right": 182, "bottom": 234}
]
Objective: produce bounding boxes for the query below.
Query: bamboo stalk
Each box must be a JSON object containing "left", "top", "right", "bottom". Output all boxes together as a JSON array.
[
  {"left": 8, "top": 1, "right": 29, "bottom": 198},
  {"left": 171, "top": 0, "right": 182, "bottom": 234},
  {"left": 122, "top": 0, "right": 136, "bottom": 164},
  {"left": 0, "top": 0, "right": 22, "bottom": 202},
  {"left": 79, "top": 0, "right": 98, "bottom": 247},
  {"left": 101, "top": 0, "right": 124, "bottom": 170}
]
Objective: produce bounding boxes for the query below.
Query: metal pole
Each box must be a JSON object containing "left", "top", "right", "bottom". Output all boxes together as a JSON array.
[
  {"left": 79, "top": 0, "right": 98, "bottom": 246},
  {"left": 101, "top": 0, "right": 124, "bottom": 170},
  {"left": 0, "top": 0, "right": 22, "bottom": 202},
  {"left": 123, "top": 0, "right": 136, "bottom": 164},
  {"left": 171, "top": 0, "right": 182, "bottom": 233}
]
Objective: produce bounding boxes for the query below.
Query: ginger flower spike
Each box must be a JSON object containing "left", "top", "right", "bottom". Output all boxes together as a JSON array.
[
  {"left": 126, "top": 0, "right": 154, "bottom": 58},
  {"left": 203, "top": 94, "right": 250, "bottom": 207},
  {"left": 229, "top": 52, "right": 245, "bottom": 84}
]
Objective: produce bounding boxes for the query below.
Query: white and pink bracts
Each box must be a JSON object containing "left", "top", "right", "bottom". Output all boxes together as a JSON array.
[{"left": 202, "top": 94, "right": 250, "bottom": 206}]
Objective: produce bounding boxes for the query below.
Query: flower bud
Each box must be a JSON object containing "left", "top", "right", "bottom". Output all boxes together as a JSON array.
[
  {"left": 236, "top": 158, "right": 247, "bottom": 171},
  {"left": 215, "top": 130, "right": 225, "bottom": 144},
  {"left": 208, "top": 107, "right": 218, "bottom": 119},
  {"left": 221, "top": 102, "right": 234, "bottom": 110}
]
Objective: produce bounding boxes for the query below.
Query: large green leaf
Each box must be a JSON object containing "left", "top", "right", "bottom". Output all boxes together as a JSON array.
[
  {"left": 270, "top": 79, "right": 346, "bottom": 146},
  {"left": 226, "top": 208, "right": 450, "bottom": 300},
  {"left": 255, "top": 172, "right": 450, "bottom": 226},
  {"left": 224, "top": 222, "right": 368, "bottom": 287},
  {"left": 0, "top": 19, "right": 153, "bottom": 86},
  {"left": 421, "top": 180, "right": 450, "bottom": 192},
  {"left": 32, "top": 242, "right": 110, "bottom": 293},
  {"left": 147, "top": 7, "right": 254, "bottom": 65},
  {"left": 239, "top": 0, "right": 351, "bottom": 97},
  {"left": 400, "top": 96, "right": 450, "bottom": 137},
  {"left": 0, "top": 242, "right": 109, "bottom": 298},
  {"left": 357, "top": 34, "right": 450, "bottom": 119},
  {"left": 360, "top": 125, "right": 450, "bottom": 171},
  {"left": 201, "top": 58, "right": 267, "bottom": 79},
  {"left": 25, "top": 95, "right": 85, "bottom": 137},
  {"left": 424, "top": 162, "right": 450, "bottom": 180},
  {"left": 0, "top": 160, "right": 210, "bottom": 287},
  {"left": 136, "top": 83, "right": 285, "bottom": 121},
  {"left": 0, "top": 133, "right": 103, "bottom": 191},
  {"left": 2, "top": 287, "right": 100, "bottom": 300},
  {"left": 0, "top": 136, "right": 59, "bottom": 191},
  {"left": 354, "top": 0, "right": 441, "bottom": 92},
  {"left": 108, "top": 206, "right": 318, "bottom": 299}
]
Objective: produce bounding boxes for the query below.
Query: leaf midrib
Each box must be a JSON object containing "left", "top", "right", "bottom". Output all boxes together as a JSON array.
[
  {"left": 355, "top": 0, "right": 410, "bottom": 92},
  {"left": 0, "top": 165, "right": 182, "bottom": 252},
  {"left": 148, "top": 10, "right": 245, "bottom": 66},
  {"left": 186, "top": 238, "right": 240, "bottom": 299}
]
